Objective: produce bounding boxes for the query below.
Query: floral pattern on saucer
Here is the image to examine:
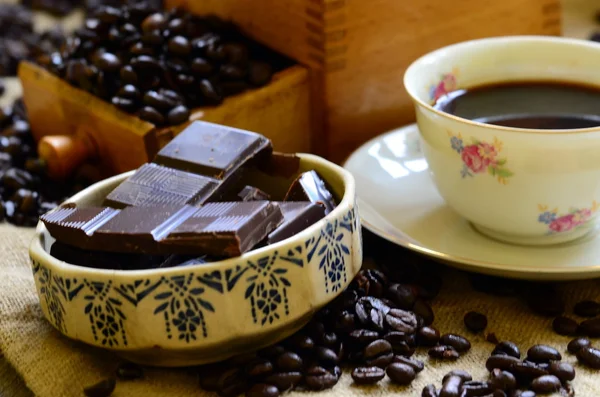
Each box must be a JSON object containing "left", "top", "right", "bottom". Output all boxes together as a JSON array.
[
  {"left": 429, "top": 68, "right": 459, "bottom": 102},
  {"left": 538, "top": 202, "right": 598, "bottom": 234},
  {"left": 448, "top": 132, "right": 513, "bottom": 184}
]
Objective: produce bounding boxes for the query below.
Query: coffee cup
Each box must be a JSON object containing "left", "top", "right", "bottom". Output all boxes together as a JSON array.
[{"left": 403, "top": 36, "right": 600, "bottom": 246}]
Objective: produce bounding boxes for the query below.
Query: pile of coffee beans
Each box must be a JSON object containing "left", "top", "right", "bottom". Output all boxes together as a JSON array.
[{"left": 37, "top": 2, "right": 292, "bottom": 126}]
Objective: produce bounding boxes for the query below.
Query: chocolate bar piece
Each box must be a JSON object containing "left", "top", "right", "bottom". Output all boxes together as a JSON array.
[
  {"left": 267, "top": 202, "right": 326, "bottom": 244},
  {"left": 163, "top": 201, "right": 283, "bottom": 256},
  {"left": 104, "top": 163, "right": 220, "bottom": 208},
  {"left": 154, "top": 121, "right": 272, "bottom": 180},
  {"left": 238, "top": 185, "right": 270, "bottom": 202},
  {"left": 42, "top": 202, "right": 283, "bottom": 256},
  {"left": 284, "top": 170, "right": 337, "bottom": 214}
]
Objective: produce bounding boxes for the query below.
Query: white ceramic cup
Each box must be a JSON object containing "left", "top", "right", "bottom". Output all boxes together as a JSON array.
[{"left": 404, "top": 36, "right": 600, "bottom": 246}]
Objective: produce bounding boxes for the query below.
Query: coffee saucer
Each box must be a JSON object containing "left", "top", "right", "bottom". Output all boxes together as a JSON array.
[{"left": 343, "top": 123, "right": 600, "bottom": 280}]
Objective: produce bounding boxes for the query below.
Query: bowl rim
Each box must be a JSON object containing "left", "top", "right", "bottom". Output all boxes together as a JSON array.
[
  {"left": 403, "top": 35, "right": 600, "bottom": 135},
  {"left": 29, "top": 153, "right": 356, "bottom": 278}
]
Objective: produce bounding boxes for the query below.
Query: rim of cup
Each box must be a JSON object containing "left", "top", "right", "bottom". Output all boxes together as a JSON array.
[{"left": 403, "top": 35, "right": 600, "bottom": 135}]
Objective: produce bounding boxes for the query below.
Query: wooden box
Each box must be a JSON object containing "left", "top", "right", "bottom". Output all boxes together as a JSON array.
[
  {"left": 166, "top": 0, "right": 562, "bottom": 162},
  {"left": 19, "top": 62, "right": 312, "bottom": 178}
]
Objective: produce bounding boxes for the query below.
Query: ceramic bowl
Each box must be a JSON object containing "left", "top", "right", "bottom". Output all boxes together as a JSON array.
[{"left": 29, "top": 154, "right": 362, "bottom": 367}]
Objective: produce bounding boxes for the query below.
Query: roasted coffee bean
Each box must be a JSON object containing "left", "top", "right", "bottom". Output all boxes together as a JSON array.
[
  {"left": 116, "top": 362, "right": 144, "bottom": 380},
  {"left": 511, "top": 361, "right": 549, "bottom": 381},
  {"left": 413, "top": 299, "right": 434, "bottom": 326},
  {"left": 217, "top": 368, "right": 248, "bottom": 397},
  {"left": 111, "top": 97, "right": 136, "bottom": 112},
  {"left": 321, "top": 332, "right": 338, "bottom": 346},
  {"left": 11, "top": 188, "right": 38, "bottom": 214},
  {"left": 335, "top": 310, "right": 355, "bottom": 332},
  {"left": 116, "top": 84, "right": 140, "bottom": 100},
  {"left": 486, "top": 333, "right": 500, "bottom": 344},
  {"left": 206, "top": 43, "right": 227, "bottom": 61},
  {"left": 166, "top": 105, "right": 190, "bottom": 125},
  {"left": 579, "top": 317, "right": 600, "bottom": 337},
  {"left": 567, "top": 337, "right": 591, "bottom": 354},
  {"left": 304, "top": 366, "right": 338, "bottom": 391},
  {"left": 363, "top": 339, "right": 393, "bottom": 368},
  {"left": 349, "top": 329, "right": 380, "bottom": 346},
  {"left": 440, "top": 334, "right": 471, "bottom": 352},
  {"left": 552, "top": 316, "right": 579, "bottom": 336},
  {"left": 94, "top": 52, "right": 121, "bottom": 72},
  {"left": 141, "top": 12, "right": 167, "bottom": 33},
  {"left": 442, "top": 370, "right": 472, "bottom": 383},
  {"left": 386, "top": 362, "right": 416, "bottom": 385},
  {"left": 461, "top": 381, "right": 493, "bottom": 397},
  {"left": 168, "top": 36, "right": 192, "bottom": 56},
  {"left": 530, "top": 375, "right": 561, "bottom": 394},
  {"left": 274, "top": 352, "right": 302, "bottom": 371},
  {"left": 464, "top": 311, "right": 488, "bottom": 332},
  {"left": 2, "top": 168, "right": 33, "bottom": 192},
  {"left": 315, "top": 346, "right": 339, "bottom": 367},
  {"left": 223, "top": 43, "right": 248, "bottom": 64},
  {"left": 83, "top": 378, "right": 116, "bottom": 397},
  {"left": 385, "top": 283, "right": 416, "bottom": 309},
  {"left": 526, "top": 345, "right": 561, "bottom": 363},
  {"left": 548, "top": 361, "right": 575, "bottom": 382},
  {"left": 131, "top": 55, "right": 162, "bottom": 71},
  {"left": 120, "top": 65, "right": 138, "bottom": 84},
  {"left": 263, "top": 372, "right": 302, "bottom": 391},
  {"left": 492, "top": 341, "right": 521, "bottom": 359},
  {"left": 138, "top": 106, "right": 164, "bottom": 125},
  {"left": 422, "top": 384, "right": 438, "bottom": 397},
  {"left": 490, "top": 368, "right": 517, "bottom": 391},
  {"left": 428, "top": 345, "right": 459, "bottom": 361},
  {"left": 248, "top": 61, "right": 272, "bottom": 86},
  {"left": 576, "top": 346, "right": 600, "bottom": 369},
  {"left": 392, "top": 355, "right": 424, "bottom": 373},
  {"left": 485, "top": 355, "right": 520, "bottom": 372},
  {"left": 143, "top": 90, "right": 178, "bottom": 110},
  {"left": 287, "top": 334, "right": 314, "bottom": 353},
  {"left": 167, "top": 18, "right": 186, "bottom": 35},
  {"left": 245, "top": 358, "right": 273, "bottom": 377},
  {"left": 199, "top": 79, "right": 223, "bottom": 104},
  {"left": 417, "top": 326, "right": 440, "bottom": 346},
  {"left": 246, "top": 383, "right": 279, "bottom": 397},
  {"left": 190, "top": 57, "right": 214, "bottom": 76},
  {"left": 351, "top": 366, "right": 385, "bottom": 385},
  {"left": 385, "top": 309, "right": 417, "bottom": 333},
  {"left": 573, "top": 300, "right": 600, "bottom": 317},
  {"left": 440, "top": 375, "right": 463, "bottom": 397}
]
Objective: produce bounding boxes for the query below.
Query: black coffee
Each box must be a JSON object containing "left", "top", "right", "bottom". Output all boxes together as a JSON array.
[{"left": 433, "top": 81, "right": 600, "bottom": 129}]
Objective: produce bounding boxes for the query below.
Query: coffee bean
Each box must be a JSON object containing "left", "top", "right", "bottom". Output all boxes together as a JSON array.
[
  {"left": 486, "top": 333, "right": 499, "bottom": 344},
  {"left": 576, "top": 346, "right": 600, "bottom": 369},
  {"left": 258, "top": 345, "right": 285, "bottom": 359},
  {"left": 349, "top": 329, "right": 380, "bottom": 346},
  {"left": 417, "top": 326, "right": 440, "bottom": 346},
  {"left": 199, "top": 79, "right": 223, "bottom": 104},
  {"left": 530, "top": 375, "right": 561, "bottom": 394},
  {"left": 526, "top": 345, "right": 561, "bottom": 363},
  {"left": 111, "top": 97, "right": 136, "bottom": 112},
  {"left": 385, "top": 309, "right": 417, "bottom": 333},
  {"left": 351, "top": 366, "right": 385, "bottom": 385},
  {"left": 190, "top": 57, "right": 214, "bottom": 76},
  {"left": 165, "top": 105, "right": 190, "bottom": 125},
  {"left": 579, "top": 317, "right": 600, "bottom": 337},
  {"left": 315, "top": 346, "right": 339, "bottom": 367},
  {"left": 131, "top": 55, "right": 162, "bottom": 71},
  {"left": 304, "top": 366, "right": 338, "bottom": 391},
  {"left": 422, "top": 384, "right": 438, "bottom": 397},
  {"left": 413, "top": 299, "right": 434, "bottom": 326},
  {"left": 138, "top": 106, "right": 164, "bottom": 125},
  {"left": 511, "top": 361, "right": 549, "bottom": 382},
  {"left": 217, "top": 368, "right": 247, "bottom": 397},
  {"left": 492, "top": 341, "right": 521, "bottom": 359},
  {"left": 11, "top": 188, "right": 38, "bottom": 214},
  {"left": 386, "top": 362, "right": 416, "bottom": 385},
  {"left": 274, "top": 352, "right": 302, "bottom": 372},
  {"left": 168, "top": 18, "right": 186, "bottom": 35},
  {"left": 548, "top": 361, "right": 575, "bottom": 382},
  {"left": 552, "top": 316, "right": 579, "bottom": 336},
  {"left": 440, "top": 375, "right": 463, "bottom": 397},
  {"left": 168, "top": 36, "right": 192, "bottom": 56},
  {"left": 248, "top": 62, "right": 272, "bottom": 86},
  {"left": 460, "top": 381, "right": 492, "bottom": 397},
  {"left": 440, "top": 334, "right": 471, "bottom": 352},
  {"left": 428, "top": 345, "right": 459, "bottom": 361},
  {"left": 490, "top": 368, "right": 517, "bottom": 391},
  {"left": 141, "top": 12, "right": 167, "bottom": 33},
  {"left": 464, "top": 311, "right": 487, "bottom": 332},
  {"left": 485, "top": 355, "right": 520, "bottom": 372},
  {"left": 392, "top": 355, "right": 424, "bottom": 373},
  {"left": 116, "top": 362, "right": 144, "bottom": 380},
  {"left": 246, "top": 383, "right": 279, "bottom": 397},
  {"left": 385, "top": 283, "right": 416, "bottom": 310},
  {"left": 83, "top": 378, "right": 116, "bottom": 397},
  {"left": 263, "top": 372, "right": 302, "bottom": 391},
  {"left": 2, "top": 168, "right": 33, "bottom": 192},
  {"left": 573, "top": 300, "right": 600, "bottom": 317},
  {"left": 223, "top": 43, "right": 249, "bottom": 64},
  {"left": 120, "top": 65, "right": 138, "bottom": 84},
  {"left": 363, "top": 339, "right": 393, "bottom": 368},
  {"left": 116, "top": 84, "right": 140, "bottom": 100},
  {"left": 245, "top": 358, "right": 273, "bottom": 377},
  {"left": 206, "top": 43, "right": 227, "bottom": 61},
  {"left": 567, "top": 337, "right": 591, "bottom": 354},
  {"left": 94, "top": 52, "right": 121, "bottom": 72}
]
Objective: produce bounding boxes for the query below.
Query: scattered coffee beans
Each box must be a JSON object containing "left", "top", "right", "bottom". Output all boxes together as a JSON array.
[
  {"left": 576, "top": 346, "right": 600, "bottom": 369},
  {"left": 439, "top": 334, "right": 471, "bottom": 353},
  {"left": 567, "top": 337, "right": 591, "bottom": 354},
  {"left": 548, "top": 361, "right": 575, "bottom": 383},
  {"left": 83, "top": 378, "right": 116, "bottom": 397},
  {"left": 417, "top": 326, "right": 440, "bottom": 347},
  {"left": 579, "top": 317, "right": 600, "bottom": 337},
  {"left": 492, "top": 341, "right": 521, "bottom": 359},
  {"left": 386, "top": 362, "right": 416, "bottom": 385},
  {"left": 573, "top": 300, "right": 600, "bottom": 317},
  {"left": 530, "top": 374, "right": 561, "bottom": 394},
  {"left": 351, "top": 366, "right": 384, "bottom": 385},
  {"left": 552, "top": 316, "right": 579, "bottom": 336},
  {"left": 526, "top": 344, "right": 561, "bottom": 363},
  {"left": 464, "top": 311, "right": 487, "bottom": 332},
  {"left": 428, "top": 345, "right": 460, "bottom": 361}
]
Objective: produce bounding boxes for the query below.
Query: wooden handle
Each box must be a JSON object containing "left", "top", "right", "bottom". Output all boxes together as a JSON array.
[{"left": 37, "top": 135, "right": 97, "bottom": 180}]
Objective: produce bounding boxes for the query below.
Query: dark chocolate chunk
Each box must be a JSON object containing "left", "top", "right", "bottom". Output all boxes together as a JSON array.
[
  {"left": 41, "top": 206, "right": 119, "bottom": 246},
  {"left": 284, "top": 170, "right": 337, "bottom": 214},
  {"left": 267, "top": 202, "right": 326, "bottom": 244},
  {"left": 154, "top": 121, "right": 272, "bottom": 180},
  {"left": 103, "top": 163, "right": 219, "bottom": 208},
  {"left": 238, "top": 185, "right": 270, "bottom": 202},
  {"left": 164, "top": 201, "right": 283, "bottom": 256}
]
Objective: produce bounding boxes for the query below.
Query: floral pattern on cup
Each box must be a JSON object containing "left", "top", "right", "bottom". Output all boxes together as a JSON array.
[
  {"left": 448, "top": 132, "right": 513, "bottom": 184},
  {"left": 429, "top": 67, "right": 459, "bottom": 103},
  {"left": 538, "top": 202, "right": 598, "bottom": 234}
]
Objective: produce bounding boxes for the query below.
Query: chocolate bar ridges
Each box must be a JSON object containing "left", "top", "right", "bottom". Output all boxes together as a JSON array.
[
  {"left": 238, "top": 185, "right": 270, "bottom": 202},
  {"left": 284, "top": 170, "right": 337, "bottom": 214},
  {"left": 267, "top": 202, "right": 326, "bottom": 244},
  {"left": 42, "top": 202, "right": 283, "bottom": 256},
  {"left": 104, "top": 163, "right": 220, "bottom": 208},
  {"left": 154, "top": 121, "right": 272, "bottom": 180},
  {"left": 163, "top": 201, "right": 283, "bottom": 256}
]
